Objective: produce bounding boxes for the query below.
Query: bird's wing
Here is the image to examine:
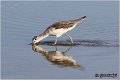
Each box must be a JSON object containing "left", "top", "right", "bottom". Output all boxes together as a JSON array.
[{"left": 45, "top": 21, "right": 76, "bottom": 30}]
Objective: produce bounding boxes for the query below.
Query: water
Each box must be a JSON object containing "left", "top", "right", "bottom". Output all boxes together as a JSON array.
[{"left": 1, "top": 1, "right": 119, "bottom": 79}]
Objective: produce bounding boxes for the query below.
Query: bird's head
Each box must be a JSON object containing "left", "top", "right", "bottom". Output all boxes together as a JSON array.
[
  {"left": 32, "top": 33, "right": 48, "bottom": 44},
  {"left": 32, "top": 36, "right": 40, "bottom": 44}
]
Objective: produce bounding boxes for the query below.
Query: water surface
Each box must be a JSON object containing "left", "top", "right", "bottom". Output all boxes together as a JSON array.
[{"left": 1, "top": 1, "right": 119, "bottom": 79}]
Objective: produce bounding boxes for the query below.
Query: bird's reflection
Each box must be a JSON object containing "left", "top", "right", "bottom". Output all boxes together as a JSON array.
[{"left": 32, "top": 44, "right": 83, "bottom": 69}]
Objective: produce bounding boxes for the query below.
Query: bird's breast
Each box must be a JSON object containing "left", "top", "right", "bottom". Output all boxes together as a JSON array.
[{"left": 48, "top": 24, "right": 77, "bottom": 37}]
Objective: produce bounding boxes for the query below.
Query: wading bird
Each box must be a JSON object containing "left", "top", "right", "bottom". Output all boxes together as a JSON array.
[{"left": 32, "top": 16, "right": 87, "bottom": 45}]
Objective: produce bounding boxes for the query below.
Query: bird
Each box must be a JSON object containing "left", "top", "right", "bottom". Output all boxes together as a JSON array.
[{"left": 32, "top": 16, "right": 87, "bottom": 45}]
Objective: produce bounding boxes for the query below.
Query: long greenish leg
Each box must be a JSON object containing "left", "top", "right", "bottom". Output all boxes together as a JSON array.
[
  {"left": 55, "top": 46, "right": 57, "bottom": 51},
  {"left": 65, "top": 33, "right": 74, "bottom": 44},
  {"left": 54, "top": 38, "right": 57, "bottom": 44}
]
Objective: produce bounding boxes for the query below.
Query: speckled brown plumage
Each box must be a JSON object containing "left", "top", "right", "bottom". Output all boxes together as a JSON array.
[
  {"left": 45, "top": 16, "right": 86, "bottom": 31},
  {"left": 48, "top": 21, "right": 76, "bottom": 29}
]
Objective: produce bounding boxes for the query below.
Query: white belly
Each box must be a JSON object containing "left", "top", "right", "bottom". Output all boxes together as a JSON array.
[{"left": 48, "top": 24, "right": 77, "bottom": 37}]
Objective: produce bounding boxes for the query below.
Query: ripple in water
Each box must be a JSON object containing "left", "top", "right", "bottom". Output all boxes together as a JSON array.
[{"left": 30, "top": 39, "right": 119, "bottom": 47}]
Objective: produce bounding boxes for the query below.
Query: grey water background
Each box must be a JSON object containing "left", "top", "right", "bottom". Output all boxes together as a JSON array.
[{"left": 1, "top": 1, "right": 119, "bottom": 79}]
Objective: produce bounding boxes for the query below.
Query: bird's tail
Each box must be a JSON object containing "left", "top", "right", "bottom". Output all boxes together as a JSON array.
[
  {"left": 74, "top": 16, "right": 86, "bottom": 24},
  {"left": 79, "top": 16, "right": 87, "bottom": 20}
]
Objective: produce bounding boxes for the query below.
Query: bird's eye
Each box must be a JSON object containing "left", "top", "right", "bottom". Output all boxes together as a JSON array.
[{"left": 33, "top": 36, "right": 37, "bottom": 41}]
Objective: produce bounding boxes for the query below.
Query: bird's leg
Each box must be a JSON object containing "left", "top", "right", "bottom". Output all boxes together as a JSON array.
[
  {"left": 65, "top": 33, "right": 74, "bottom": 44},
  {"left": 55, "top": 46, "right": 58, "bottom": 51},
  {"left": 54, "top": 38, "right": 58, "bottom": 45},
  {"left": 63, "top": 46, "right": 72, "bottom": 53}
]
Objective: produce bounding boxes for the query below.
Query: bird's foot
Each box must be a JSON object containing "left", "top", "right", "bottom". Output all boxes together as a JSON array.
[
  {"left": 52, "top": 42, "right": 57, "bottom": 46},
  {"left": 52, "top": 44, "right": 56, "bottom": 46}
]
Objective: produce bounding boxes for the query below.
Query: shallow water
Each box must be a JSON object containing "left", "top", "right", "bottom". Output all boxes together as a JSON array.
[{"left": 1, "top": 1, "right": 119, "bottom": 79}]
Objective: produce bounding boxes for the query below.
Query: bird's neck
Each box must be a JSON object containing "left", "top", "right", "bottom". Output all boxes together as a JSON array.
[{"left": 36, "top": 32, "right": 49, "bottom": 42}]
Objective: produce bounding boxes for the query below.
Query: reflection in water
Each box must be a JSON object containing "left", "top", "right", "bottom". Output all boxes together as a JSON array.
[{"left": 32, "top": 44, "right": 83, "bottom": 69}]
